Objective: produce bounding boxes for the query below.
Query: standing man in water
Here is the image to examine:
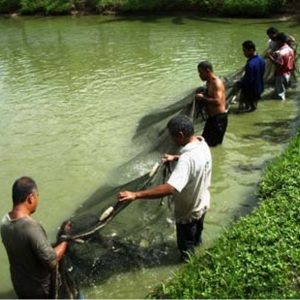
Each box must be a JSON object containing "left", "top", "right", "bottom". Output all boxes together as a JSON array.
[
  {"left": 1, "top": 177, "right": 71, "bottom": 299},
  {"left": 240, "top": 40, "right": 265, "bottom": 112},
  {"left": 267, "top": 32, "right": 295, "bottom": 101},
  {"left": 118, "top": 115, "right": 212, "bottom": 261},
  {"left": 266, "top": 27, "right": 279, "bottom": 54},
  {"left": 195, "top": 61, "right": 227, "bottom": 147}
]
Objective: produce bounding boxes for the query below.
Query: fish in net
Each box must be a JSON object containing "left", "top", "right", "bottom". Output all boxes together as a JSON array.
[{"left": 52, "top": 50, "right": 299, "bottom": 298}]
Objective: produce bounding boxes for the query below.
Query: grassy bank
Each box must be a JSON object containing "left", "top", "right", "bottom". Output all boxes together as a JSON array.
[
  {"left": 149, "top": 129, "right": 300, "bottom": 299},
  {"left": 0, "top": 0, "right": 290, "bottom": 17}
]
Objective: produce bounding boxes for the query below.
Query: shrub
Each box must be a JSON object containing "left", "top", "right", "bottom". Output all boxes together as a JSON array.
[
  {"left": 20, "top": 0, "right": 71, "bottom": 14},
  {"left": 0, "top": 0, "right": 21, "bottom": 13},
  {"left": 223, "top": 0, "right": 286, "bottom": 16}
]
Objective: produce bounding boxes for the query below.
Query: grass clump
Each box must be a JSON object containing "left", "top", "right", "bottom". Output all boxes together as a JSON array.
[{"left": 149, "top": 130, "right": 300, "bottom": 299}]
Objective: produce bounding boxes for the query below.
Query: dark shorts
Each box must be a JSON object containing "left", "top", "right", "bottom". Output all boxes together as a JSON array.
[
  {"left": 176, "top": 213, "right": 206, "bottom": 260},
  {"left": 239, "top": 90, "right": 260, "bottom": 112},
  {"left": 202, "top": 113, "right": 228, "bottom": 147}
]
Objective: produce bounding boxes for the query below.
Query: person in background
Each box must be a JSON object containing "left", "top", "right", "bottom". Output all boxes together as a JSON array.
[
  {"left": 267, "top": 32, "right": 295, "bottom": 101},
  {"left": 240, "top": 40, "right": 265, "bottom": 112},
  {"left": 118, "top": 115, "right": 212, "bottom": 261},
  {"left": 266, "top": 27, "right": 279, "bottom": 54},
  {"left": 195, "top": 61, "right": 227, "bottom": 147},
  {"left": 1, "top": 177, "right": 71, "bottom": 299}
]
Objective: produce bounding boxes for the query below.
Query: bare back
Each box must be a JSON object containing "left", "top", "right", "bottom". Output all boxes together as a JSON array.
[{"left": 205, "top": 75, "right": 226, "bottom": 117}]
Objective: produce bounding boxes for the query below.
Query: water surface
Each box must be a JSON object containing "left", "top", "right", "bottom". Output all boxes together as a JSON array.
[{"left": 0, "top": 15, "right": 299, "bottom": 298}]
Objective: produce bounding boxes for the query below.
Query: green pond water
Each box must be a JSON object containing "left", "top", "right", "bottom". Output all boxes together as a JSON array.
[{"left": 0, "top": 15, "right": 299, "bottom": 299}]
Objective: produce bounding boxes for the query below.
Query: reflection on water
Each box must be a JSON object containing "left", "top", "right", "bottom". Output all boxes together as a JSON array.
[{"left": 0, "top": 15, "right": 299, "bottom": 298}]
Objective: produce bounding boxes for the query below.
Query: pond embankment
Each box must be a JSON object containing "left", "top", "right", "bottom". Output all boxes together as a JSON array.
[
  {"left": 149, "top": 128, "right": 300, "bottom": 299},
  {"left": 0, "top": 0, "right": 296, "bottom": 17}
]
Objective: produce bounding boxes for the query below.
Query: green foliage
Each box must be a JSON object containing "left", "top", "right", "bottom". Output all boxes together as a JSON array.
[
  {"left": 0, "top": 0, "right": 290, "bottom": 15},
  {"left": 20, "top": 0, "right": 71, "bottom": 14},
  {"left": 223, "top": 0, "right": 286, "bottom": 16},
  {"left": 0, "top": 0, "right": 20, "bottom": 13},
  {"left": 149, "top": 131, "right": 300, "bottom": 299},
  {"left": 72, "top": 0, "right": 99, "bottom": 11},
  {"left": 96, "top": 0, "right": 221, "bottom": 13}
]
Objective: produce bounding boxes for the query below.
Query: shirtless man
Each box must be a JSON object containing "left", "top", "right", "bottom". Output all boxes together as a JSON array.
[{"left": 195, "top": 61, "right": 227, "bottom": 147}]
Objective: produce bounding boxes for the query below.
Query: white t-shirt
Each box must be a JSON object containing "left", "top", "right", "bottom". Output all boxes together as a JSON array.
[
  {"left": 268, "top": 39, "right": 278, "bottom": 52},
  {"left": 167, "top": 137, "right": 212, "bottom": 224}
]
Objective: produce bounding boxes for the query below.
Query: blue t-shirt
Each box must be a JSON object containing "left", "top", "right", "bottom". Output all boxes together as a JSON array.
[{"left": 242, "top": 55, "right": 265, "bottom": 98}]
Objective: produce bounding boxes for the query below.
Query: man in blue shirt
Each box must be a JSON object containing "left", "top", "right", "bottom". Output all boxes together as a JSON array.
[{"left": 240, "top": 40, "right": 266, "bottom": 112}]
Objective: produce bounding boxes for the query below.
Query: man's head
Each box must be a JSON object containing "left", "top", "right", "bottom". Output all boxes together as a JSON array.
[
  {"left": 12, "top": 177, "right": 39, "bottom": 213},
  {"left": 266, "top": 27, "right": 278, "bottom": 41},
  {"left": 197, "top": 61, "right": 213, "bottom": 81},
  {"left": 167, "top": 115, "right": 194, "bottom": 146},
  {"left": 276, "top": 32, "right": 288, "bottom": 47},
  {"left": 242, "top": 40, "right": 256, "bottom": 58}
]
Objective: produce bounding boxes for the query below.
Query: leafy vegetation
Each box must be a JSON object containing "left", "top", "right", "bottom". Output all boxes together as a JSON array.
[
  {"left": 223, "top": 0, "right": 286, "bottom": 16},
  {"left": 0, "top": 0, "right": 20, "bottom": 13},
  {"left": 0, "top": 0, "right": 289, "bottom": 16},
  {"left": 149, "top": 130, "right": 300, "bottom": 299}
]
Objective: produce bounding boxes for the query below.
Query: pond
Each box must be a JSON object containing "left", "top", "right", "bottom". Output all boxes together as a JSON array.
[{"left": 0, "top": 15, "right": 299, "bottom": 298}]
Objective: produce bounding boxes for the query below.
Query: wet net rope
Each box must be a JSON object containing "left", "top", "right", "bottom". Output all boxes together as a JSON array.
[{"left": 52, "top": 51, "right": 299, "bottom": 298}]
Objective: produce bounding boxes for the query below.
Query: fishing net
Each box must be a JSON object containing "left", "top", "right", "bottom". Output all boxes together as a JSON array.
[{"left": 52, "top": 48, "right": 299, "bottom": 298}]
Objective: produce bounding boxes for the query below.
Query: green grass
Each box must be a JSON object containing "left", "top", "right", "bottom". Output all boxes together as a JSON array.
[{"left": 148, "top": 129, "right": 300, "bottom": 299}]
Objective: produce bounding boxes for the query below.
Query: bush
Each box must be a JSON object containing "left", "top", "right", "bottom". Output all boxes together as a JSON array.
[
  {"left": 72, "top": 0, "right": 99, "bottom": 12},
  {"left": 223, "top": 0, "right": 286, "bottom": 16},
  {"left": 20, "top": 0, "right": 71, "bottom": 14},
  {"left": 0, "top": 0, "right": 20, "bottom": 13},
  {"left": 96, "top": 0, "right": 221, "bottom": 13}
]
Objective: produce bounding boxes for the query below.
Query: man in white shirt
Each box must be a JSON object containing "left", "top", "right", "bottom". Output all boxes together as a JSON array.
[{"left": 118, "top": 115, "right": 212, "bottom": 260}]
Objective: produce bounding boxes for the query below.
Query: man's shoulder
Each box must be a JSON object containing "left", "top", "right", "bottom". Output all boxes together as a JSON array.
[
  {"left": 279, "top": 44, "right": 293, "bottom": 54},
  {"left": 209, "top": 76, "right": 225, "bottom": 90},
  {"left": 2, "top": 215, "right": 41, "bottom": 232},
  {"left": 181, "top": 139, "right": 211, "bottom": 158},
  {"left": 249, "top": 55, "right": 265, "bottom": 65}
]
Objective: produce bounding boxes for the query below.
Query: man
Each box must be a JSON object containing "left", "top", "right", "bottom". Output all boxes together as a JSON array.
[
  {"left": 240, "top": 40, "right": 265, "bottom": 112},
  {"left": 195, "top": 61, "right": 227, "bottom": 147},
  {"left": 266, "top": 27, "right": 279, "bottom": 54},
  {"left": 267, "top": 32, "right": 295, "bottom": 100},
  {"left": 1, "top": 177, "right": 70, "bottom": 299},
  {"left": 118, "top": 115, "right": 212, "bottom": 260}
]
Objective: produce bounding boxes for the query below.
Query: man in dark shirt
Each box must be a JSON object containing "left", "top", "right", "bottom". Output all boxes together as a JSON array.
[
  {"left": 1, "top": 177, "right": 70, "bottom": 299},
  {"left": 240, "top": 40, "right": 266, "bottom": 112}
]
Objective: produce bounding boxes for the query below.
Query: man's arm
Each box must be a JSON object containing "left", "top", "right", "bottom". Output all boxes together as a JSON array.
[
  {"left": 162, "top": 154, "right": 180, "bottom": 162},
  {"left": 51, "top": 242, "right": 68, "bottom": 267},
  {"left": 118, "top": 183, "right": 175, "bottom": 202},
  {"left": 241, "top": 63, "right": 255, "bottom": 88},
  {"left": 50, "top": 220, "right": 72, "bottom": 267},
  {"left": 266, "top": 52, "right": 283, "bottom": 68}
]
